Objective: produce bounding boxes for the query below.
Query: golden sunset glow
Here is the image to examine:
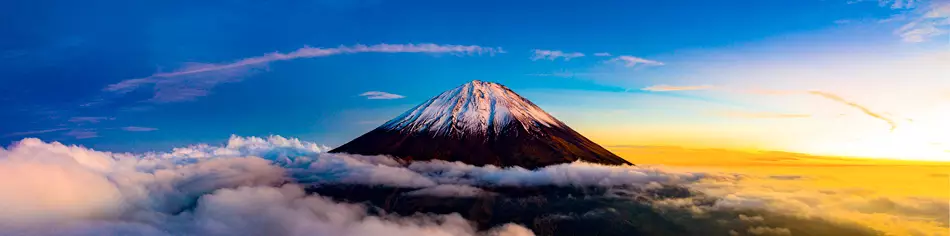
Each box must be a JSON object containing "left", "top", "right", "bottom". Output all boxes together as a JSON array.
[{"left": 543, "top": 48, "right": 949, "bottom": 162}]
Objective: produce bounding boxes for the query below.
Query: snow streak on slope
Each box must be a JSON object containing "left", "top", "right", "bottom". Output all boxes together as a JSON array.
[{"left": 381, "top": 80, "right": 562, "bottom": 137}]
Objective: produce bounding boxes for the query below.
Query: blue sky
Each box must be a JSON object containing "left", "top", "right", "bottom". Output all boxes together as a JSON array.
[{"left": 2, "top": 0, "right": 948, "bottom": 158}]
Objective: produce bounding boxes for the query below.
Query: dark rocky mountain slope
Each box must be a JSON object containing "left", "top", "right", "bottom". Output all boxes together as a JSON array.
[{"left": 331, "top": 80, "right": 630, "bottom": 168}]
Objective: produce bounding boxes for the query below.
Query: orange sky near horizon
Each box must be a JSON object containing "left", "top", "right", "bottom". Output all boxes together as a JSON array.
[{"left": 610, "top": 145, "right": 950, "bottom": 204}]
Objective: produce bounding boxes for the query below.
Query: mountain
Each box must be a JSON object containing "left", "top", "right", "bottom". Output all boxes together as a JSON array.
[{"left": 330, "top": 80, "right": 632, "bottom": 169}]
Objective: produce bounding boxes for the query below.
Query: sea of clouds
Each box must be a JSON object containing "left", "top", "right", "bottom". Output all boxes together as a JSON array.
[{"left": 0, "top": 135, "right": 946, "bottom": 236}]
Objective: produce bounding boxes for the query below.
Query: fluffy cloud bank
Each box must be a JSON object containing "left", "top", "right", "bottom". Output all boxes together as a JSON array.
[
  {"left": 0, "top": 136, "right": 527, "bottom": 236},
  {"left": 0, "top": 135, "right": 946, "bottom": 235}
]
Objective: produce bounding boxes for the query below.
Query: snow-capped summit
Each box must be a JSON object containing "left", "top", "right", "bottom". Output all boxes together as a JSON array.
[
  {"left": 381, "top": 80, "right": 562, "bottom": 137},
  {"left": 331, "top": 80, "right": 631, "bottom": 169}
]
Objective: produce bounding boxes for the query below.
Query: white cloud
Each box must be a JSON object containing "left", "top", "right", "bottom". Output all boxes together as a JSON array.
[
  {"left": 104, "top": 43, "right": 503, "bottom": 103},
  {"left": 885, "top": 0, "right": 919, "bottom": 9},
  {"left": 834, "top": 19, "right": 854, "bottom": 24},
  {"left": 360, "top": 91, "right": 406, "bottom": 100},
  {"left": 407, "top": 160, "right": 698, "bottom": 188},
  {"left": 68, "top": 117, "right": 113, "bottom": 123},
  {"left": 594, "top": 52, "right": 612, "bottom": 57},
  {"left": 185, "top": 185, "right": 530, "bottom": 236},
  {"left": 121, "top": 126, "right": 158, "bottom": 132},
  {"left": 608, "top": 55, "right": 664, "bottom": 67},
  {"left": 898, "top": 22, "right": 948, "bottom": 42},
  {"left": 298, "top": 152, "right": 437, "bottom": 188},
  {"left": 847, "top": 0, "right": 918, "bottom": 9},
  {"left": 530, "top": 49, "right": 585, "bottom": 61},
  {"left": 641, "top": 84, "right": 713, "bottom": 92}
]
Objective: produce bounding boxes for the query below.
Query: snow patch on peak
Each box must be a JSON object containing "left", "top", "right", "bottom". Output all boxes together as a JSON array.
[{"left": 381, "top": 80, "right": 563, "bottom": 137}]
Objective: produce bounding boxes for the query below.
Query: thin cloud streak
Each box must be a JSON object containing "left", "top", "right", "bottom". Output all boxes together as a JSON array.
[
  {"left": 609, "top": 55, "right": 664, "bottom": 67},
  {"left": 104, "top": 43, "right": 505, "bottom": 94},
  {"left": 526, "top": 70, "right": 601, "bottom": 78},
  {"left": 808, "top": 91, "right": 898, "bottom": 131},
  {"left": 847, "top": 0, "right": 919, "bottom": 9},
  {"left": 64, "top": 129, "right": 98, "bottom": 139},
  {"left": 716, "top": 111, "right": 812, "bottom": 119},
  {"left": 641, "top": 85, "right": 713, "bottom": 92},
  {"left": 121, "top": 126, "right": 158, "bottom": 132},
  {"left": 359, "top": 91, "right": 406, "bottom": 100},
  {"left": 530, "top": 49, "right": 585, "bottom": 61},
  {"left": 2, "top": 128, "right": 69, "bottom": 137},
  {"left": 68, "top": 117, "right": 113, "bottom": 123}
]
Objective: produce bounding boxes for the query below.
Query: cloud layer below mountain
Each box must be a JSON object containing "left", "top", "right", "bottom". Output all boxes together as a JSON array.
[{"left": 0, "top": 135, "right": 945, "bottom": 235}]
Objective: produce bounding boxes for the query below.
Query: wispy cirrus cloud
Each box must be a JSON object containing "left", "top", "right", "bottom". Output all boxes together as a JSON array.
[
  {"left": 104, "top": 43, "right": 504, "bottom": 103},
  {"left": 2, "top": 128, "right": 69, "bottom": 138},
  {"left": 593, "top": 52, "right": 612, "bottom": 57},
  {"left": 641, "top": 84, "right": 713, "bottom": 92},
  {"left": 715, "top": 111, "right": 812, "bottom": 119},
  {"left": 527, "top": 69, "right": 602, "bottom": 78},
  {"left": 847, "top": 0, "right": 919, "bottom": 9},
  {"left": 834, "top": 19, "right": 855, "bottom": 24},
  {"left": 68, "top": 116, "right": 114, "bottom": 123},
  {"left": 608, "top": 55, "right": 664, "bottom": 67},
  {"left": 359, "top": 91, "right": 405, "bottom": 100},
  {"left": 808, "top": 91, "right": 898, "bottom": 131},
  {"left": 895, "top": 1, "right": 949, "bottom": 43},
  {"left": 121, "top": 126, "right": 158, "bottom": 132},
  {"left": 853, "top": 0, "right": 950, "bottom": 42},
  {"left": 527, "top": 71, "right": 577, "bottom": 78},
  {"left": 64, "top": 129, "right": 98, "bottom": 139},
  {"left": 530, "top": 49, "right": 585, "bottom": 61}
]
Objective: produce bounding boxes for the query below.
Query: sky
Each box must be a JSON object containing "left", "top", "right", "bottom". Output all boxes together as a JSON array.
[{"left": 2, "top": 0, "right": 949, "bottom": 161}]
